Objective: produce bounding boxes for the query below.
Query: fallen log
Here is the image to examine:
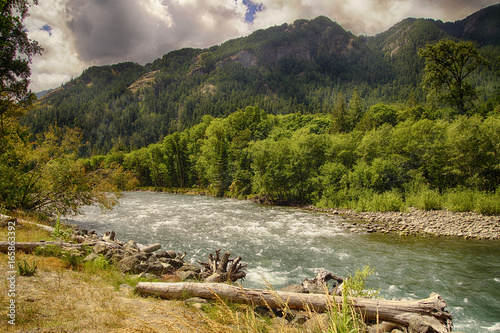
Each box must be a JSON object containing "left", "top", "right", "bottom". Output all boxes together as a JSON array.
[
  {"left": 0, "top": 214, "right": 55, "bottom": 232},
  {"left": 136, "top": 282, "right": 452, "bottom": 333},
  {"left": 0, "top": 241, "right": 118, "bottom": 253}
]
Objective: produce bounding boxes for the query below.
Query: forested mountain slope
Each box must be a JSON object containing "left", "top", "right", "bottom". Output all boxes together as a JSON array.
[{"left": 23, "top": 4, "right": 500, "bottom": 155}]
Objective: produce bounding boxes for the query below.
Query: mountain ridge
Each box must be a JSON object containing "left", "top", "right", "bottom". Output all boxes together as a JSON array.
[{"left": 26, "top": 4, "right": 500, "bottom": 155}]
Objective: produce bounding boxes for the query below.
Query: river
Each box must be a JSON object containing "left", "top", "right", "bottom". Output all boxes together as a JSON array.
[{"left": 68, "top": 192, "right": 500, "bottom": 332}]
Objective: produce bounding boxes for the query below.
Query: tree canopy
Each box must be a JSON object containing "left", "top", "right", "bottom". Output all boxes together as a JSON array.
[
  {"left": 418, "top": 39, "right": 488, "bottom": 114},
  {"left": 0, "top": 0, "right": 42, "bottom": 114}
]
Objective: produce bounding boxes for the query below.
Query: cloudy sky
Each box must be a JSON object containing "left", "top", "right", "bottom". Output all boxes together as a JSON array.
[{"left": 25, "top": 0, "right": 499, "bottom": 92}]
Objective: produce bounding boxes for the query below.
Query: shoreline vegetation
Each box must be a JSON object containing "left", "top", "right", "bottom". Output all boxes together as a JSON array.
[{"left": 83, "top": 106, "right": 500, "bottom": 223}]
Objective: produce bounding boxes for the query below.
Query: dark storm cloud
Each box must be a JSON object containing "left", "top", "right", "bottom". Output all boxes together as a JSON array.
[{"left": 67, "top": 0, "right": 156, "bottom": 64}]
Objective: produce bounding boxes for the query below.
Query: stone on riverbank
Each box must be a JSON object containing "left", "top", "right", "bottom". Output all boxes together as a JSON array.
[{"left": 311, "top": 207, "right": 500, "bottom": 240}]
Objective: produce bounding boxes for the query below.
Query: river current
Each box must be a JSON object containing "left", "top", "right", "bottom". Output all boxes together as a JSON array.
[{"left": 68, "top": 192, "right": 500, "bottom": 332}]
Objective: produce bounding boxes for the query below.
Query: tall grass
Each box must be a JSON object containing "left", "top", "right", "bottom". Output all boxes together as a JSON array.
[
  {"left": 474, "top": 191, "right": 500, "bottom": 215},
  {"left": 318, "top": 184, "right": 500, "bottom": 215},
  {"left": 191, "top": 267, "right": 377, "bottom": 333},
  {"left": 405, "top": 184, "right": 443, "bottom": 211},
  {"left": 444, "top": 187, "right": 476, "bottom": 212}
]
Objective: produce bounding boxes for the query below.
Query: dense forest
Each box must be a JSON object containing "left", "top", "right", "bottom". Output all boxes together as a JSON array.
[
  {"left": 23, "top": 4, "right": 500, "bottom": 155},
  {"left": 15, "top": 4, "right": 500, "bottom": 215},
  {"left": 86, "top": 100, "right": 500, "bottom": 214}
]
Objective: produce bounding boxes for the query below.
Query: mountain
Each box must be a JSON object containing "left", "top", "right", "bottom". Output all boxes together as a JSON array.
[{"left": 24, "top": 4, "right": 500, "bottom": 155}]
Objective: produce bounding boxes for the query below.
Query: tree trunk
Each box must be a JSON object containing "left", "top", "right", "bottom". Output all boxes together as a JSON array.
[
  {"left": 136, "top": 282, "right": 452, "bottom": 333},
  {"left": 0, "top": 241, "right": 115, "bottom": 253}
]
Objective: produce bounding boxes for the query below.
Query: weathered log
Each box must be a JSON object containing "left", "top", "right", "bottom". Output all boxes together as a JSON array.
[
  {"left": 0, "top": 241, "right": 119, "bottom": 253},
  {"left": 136, "top": 282, "right": 452, "bottom": 333},
  {"left": 0, "top": 214, "right": 55, "bottom": 232},
  {"left": 198, "top": 249, "right": 247, "bottom": 283},
  {"left": 0, "top": 241, "right": 85, "bottom": 253}
]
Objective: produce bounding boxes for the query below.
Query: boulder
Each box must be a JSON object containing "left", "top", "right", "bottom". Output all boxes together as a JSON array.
[
  {"left": 178, "top": 270, "right": 200, "bottom": 281},
  {"left": 291, "top": 314, "right": 308, "bottom": 325},
  {"left": 105, "top": 248, "right": 125, "bottom": 264},
  {"left": 0, "top": 216, "right": 17, "bottom": 227},
  {"left": 123, "top": 240, "right": 140, "bottom": 252},
  {"left": 118, "top": 255, "right": 142, "bottom": 274},
  {"left": 166, "top": 258, "right": 184, "bottom": 269},
  {"left": 84, "top": 253, "right": 100, "bottom": 262},
  {"left": 303, "top": 313, "right": 329, "bottom": 332},
  {"left": 93, "top": 243, "right": 110, "bottom": 255},
  {"left": 160, "top": 263, "right": 174, "bottom": 274},
  {"left": 157, "top": 250, "right": 177, "bottom": 259},
  {"left": 408, "top": 316, "right": 437, "bottom": 333},
  {"left": 143, "top": 262, "right": 164, "bottom": 276},
  {"left": 178, "top": 263, "right": 201, "bottom": 273}
]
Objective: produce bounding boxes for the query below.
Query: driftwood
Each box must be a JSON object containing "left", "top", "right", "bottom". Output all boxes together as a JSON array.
[
  {"left": 0, "top": 241, "right": 119, "bottom": 253},
  {"left": 0, "top": 214, "right": 55, "bottom": 232},
  {"left": 301, "top": 270, "right": 344, "bottom": 295},
  {"left": 198, "top": 250, "right": 247, "bottom": 283},
  {"left": 136, "top": 282, "right": 452, "bottom": 333}
]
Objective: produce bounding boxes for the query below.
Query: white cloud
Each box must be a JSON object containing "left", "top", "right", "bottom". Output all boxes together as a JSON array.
[
  {"left": 251, "top": 0, "right": 496, "bottom": 35},
  {"left": 24, "top": 0, "right": 498, "bottom": 92}
]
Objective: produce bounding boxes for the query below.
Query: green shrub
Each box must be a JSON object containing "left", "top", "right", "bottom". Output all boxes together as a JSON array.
[
  {"left": 474, "top": 192, "right": 500, "bottom": 215},
  {"left": 85, "top": 255, "right": 110, "bottom": 271},
  {"left": 327, "top": 266, "right": 377, "bottom": 333},
  {"left": 35, "top": 244, "right": 63, "bottom": 257},
  {"left": 365, "top": 190, "right": 406, "bottom": 212},
  {"left": 407, "top": 186, "right": 443, "bottom": 210},
  {"left": 17, "top": 259, "right": 37, "bottom": 276},
  {"left": 61, "top": 251, "right": 83, "bottom": 269},
  {"left": 344, "top": 266, "right": 378, "bottom": 298},
  {"left": 445, "top": 187, "right": 475, "bottom": 212},
  {"left": 52, "top": 213, "right": 70, "bottom": 241}
]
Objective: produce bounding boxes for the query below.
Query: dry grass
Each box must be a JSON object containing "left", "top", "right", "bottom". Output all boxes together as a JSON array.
[
  {"left": 0, "top": 222, "right": 53, "bottom": 242},
  {"left": 0, "top": 252, "right": 207, "bottom": 332}
]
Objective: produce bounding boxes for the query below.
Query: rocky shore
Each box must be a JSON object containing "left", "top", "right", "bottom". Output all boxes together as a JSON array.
[{"left": 308, "top": 207, "right": 500, "bottom": 240}]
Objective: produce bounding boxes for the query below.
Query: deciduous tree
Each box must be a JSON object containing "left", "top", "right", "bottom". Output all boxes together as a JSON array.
[
  {"left": 418, "top": 39, "right": 488, "bottom": 114},
  {"left": 0, "top": 0, "right": 42, "bottom": 130}
]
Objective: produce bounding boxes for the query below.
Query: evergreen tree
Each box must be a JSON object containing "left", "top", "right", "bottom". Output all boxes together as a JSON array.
[{"left": 331, "top": 90, "right": 348, "bottom": 133}]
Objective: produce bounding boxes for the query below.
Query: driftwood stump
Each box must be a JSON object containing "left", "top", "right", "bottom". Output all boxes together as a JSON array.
[
  {"left": 198, "top": 249, "right": 247, "bottom": 283},
  {"left": 301, "top": 270, "right": 344, "bottom": 294}
]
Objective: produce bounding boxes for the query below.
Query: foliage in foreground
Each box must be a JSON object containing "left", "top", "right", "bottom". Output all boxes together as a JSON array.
[
  {"left": 0, "top": 119, "right": 137, "bottom": 215},
  {"left": 16, "top": 258, "right": 37, "bottom": 276},
  {"left": 196, "top": 266, "right": 376, "bottom": 333}
]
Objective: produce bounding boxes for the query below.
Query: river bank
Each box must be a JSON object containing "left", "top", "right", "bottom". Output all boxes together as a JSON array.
[{"left": 307, "top": 207, "right": 500, "bottom": 240}]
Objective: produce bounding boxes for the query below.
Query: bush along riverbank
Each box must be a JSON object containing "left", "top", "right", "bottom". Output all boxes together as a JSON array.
[
  {"left": 308, "top": 207, "right": 500, "bottom": 240},
  {"left": 1, "top": 216, "right": 457, "bottom": 333}
]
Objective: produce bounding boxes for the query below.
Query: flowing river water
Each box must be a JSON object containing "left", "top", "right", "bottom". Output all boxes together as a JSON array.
[{"left": 68, "top": 192, "right": 500, "bottom": 332}]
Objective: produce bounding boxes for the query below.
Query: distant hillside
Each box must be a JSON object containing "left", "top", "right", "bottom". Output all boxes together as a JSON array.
[{"left": 24, "top": 4, "right": 500, "bottom": 155}]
